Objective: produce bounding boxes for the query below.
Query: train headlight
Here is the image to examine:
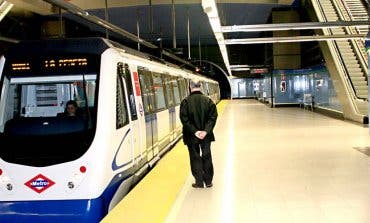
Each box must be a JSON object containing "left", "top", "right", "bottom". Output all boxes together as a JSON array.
[{"left": 80, "top": 166, "right": 87, "bottom": 173}]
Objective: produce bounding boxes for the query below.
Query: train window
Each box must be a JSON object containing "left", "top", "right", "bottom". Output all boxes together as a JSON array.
[
  {"left": 118, "top": 63, "right": 137, "bottom": 121},
  {"left": 116, "top": 76, "right": 129, "bottom": 129},
  {"left": 152, "top": 73, "right": 166, "bottom": 111},
  {"left": 163, "top": 74, "right": 174, "bottom": 107},
  {"left": 211, "top": 84, "right": 215, "bottom": 95},
  {"left": 204, "top": 82, "right": 210, "bottom": 96},
  {"left": 179, "top": 78, "right": 188, "bottom": 99},
  {"left": 184, "top": 79, "right": 190, "bottom": 97},
  {"left": 0, "top": 78, "right": 96, "bottom": 120},
  {"left": 172, "top": 77, "right": 181, "bottom": 105},
  {"left": 201, "top": 81, "right": 206, "bottom": 95},
  {"left": 0, "top": 75, "right": 98, "bottom": 166},
  {"left": 138, "top": 68, "right": 154, "bottom": 114}
]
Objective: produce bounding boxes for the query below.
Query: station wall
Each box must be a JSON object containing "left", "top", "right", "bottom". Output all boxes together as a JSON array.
[{"left": 231, "top": 64, "right": 343, "bottom": 113}]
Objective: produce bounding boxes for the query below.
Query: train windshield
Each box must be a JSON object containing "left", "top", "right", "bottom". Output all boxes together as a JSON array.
[{"left": 0, "top": 75, "right": 98, "bottom": 167}]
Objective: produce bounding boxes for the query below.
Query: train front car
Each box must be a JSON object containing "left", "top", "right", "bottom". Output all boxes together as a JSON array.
[{"left": 0, "top": 39, "right": 123, "bottom": 222}]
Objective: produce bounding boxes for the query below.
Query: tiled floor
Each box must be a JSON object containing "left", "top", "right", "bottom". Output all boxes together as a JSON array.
[{"left": 165, "top": 100, "right": 370, "bottom": 223}]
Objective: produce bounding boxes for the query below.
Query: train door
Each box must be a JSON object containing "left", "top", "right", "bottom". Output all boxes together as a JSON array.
[
  {"left": 171, "top": 77, "right": 181, "bottom": 138},
  {"left": 137, "top": 68, "right": 158, "bottom": 163},
  {"left": 152, "top": 73, "right": 169, "bottom": 152},
  {"left": 163, "top": 74, "right": 175, "bottom": 142},
  {"left": 114, "top": 65, "right": 133, "bottom": 171},
  {"left": 118, "top": 63, "right": 141, "bottom": 165}
]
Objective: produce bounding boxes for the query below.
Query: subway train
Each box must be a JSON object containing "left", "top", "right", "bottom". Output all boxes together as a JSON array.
[{"left": 0, "top": 38, "right": 220, "bottom": 222}]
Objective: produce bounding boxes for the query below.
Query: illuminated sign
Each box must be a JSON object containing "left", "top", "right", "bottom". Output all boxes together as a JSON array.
[
  {"left": 44, "top": 58, "right": 88, "bottom": 68},
  {"left": 251, "top": 68, "right": 268, "bottom": 74},
  {"left": 6, "top": 55, "right": 99, "bottom": 77},
  {"left": 11, "top": 63, "right": 31, "bottom": 71}
]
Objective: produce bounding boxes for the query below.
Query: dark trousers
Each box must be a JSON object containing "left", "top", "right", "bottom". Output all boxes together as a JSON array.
[{"left": 187, "top": 142, "right": 214, "bottom": 185}]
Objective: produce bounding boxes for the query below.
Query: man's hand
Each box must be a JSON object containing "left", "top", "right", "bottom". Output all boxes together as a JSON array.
[
  {"left": 195, "top": 131, "right": 207, "bottom": 140},
  {"left": 199, "top": 131, "right": 207, "bottom": 139}
]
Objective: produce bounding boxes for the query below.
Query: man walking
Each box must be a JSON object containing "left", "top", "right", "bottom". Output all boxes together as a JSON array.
[{"left": 180, "top": 78, "right": 218, "bottom": 188}]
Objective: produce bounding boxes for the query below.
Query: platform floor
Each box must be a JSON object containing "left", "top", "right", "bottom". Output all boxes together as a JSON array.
[{"left": 165, "top": 100, "right": 370, "bottom": 223}]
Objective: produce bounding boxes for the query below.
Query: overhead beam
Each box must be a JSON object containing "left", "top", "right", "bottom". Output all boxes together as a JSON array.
[
  {"left": 0, "top": 36, "right": 19, "bottom": 43},
  {"left": 222, "top": 21, "right": 370, "bottom": 32},
  {"left": 7, "top": 0, "right": 53, "bottom": 15},
  {"left": 230, "top": 68, "right": 250, "bottom": 71},
  {"left": 225, "top": 34, "right": 365, "bottom": 45},
  {"left": 43, "top": 0, "right": 158, "bottom": 49},
  {"left": 42, "top": 0, "right": 295, "bottom": 11},
  {"left": 230, "top": 64, "right": 266, "bottom": 68}
]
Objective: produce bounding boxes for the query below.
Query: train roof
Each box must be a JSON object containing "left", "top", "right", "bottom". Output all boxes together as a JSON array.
[
  {"left": 3, "top": 37, "right": 218, "bottom": 83},
  {"left": 4, "top": 37, "right": 170, "bottom": 65},
  {"left": 4, "top": 38, "right": 110, "bottom": 58}
]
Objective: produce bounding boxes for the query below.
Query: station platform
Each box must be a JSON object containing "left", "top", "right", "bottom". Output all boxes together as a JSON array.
[{"left": 103, "top": 100, "right": 370, "bottom": 223}]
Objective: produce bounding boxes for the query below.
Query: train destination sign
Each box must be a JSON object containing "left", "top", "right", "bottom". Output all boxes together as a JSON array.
[{"left": 7, "top": 56, "right": 98, "bottom": 76}]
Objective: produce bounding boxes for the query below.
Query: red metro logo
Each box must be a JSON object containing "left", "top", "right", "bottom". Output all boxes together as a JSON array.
[{"left": 25, "top": 174, "right": 55, "bottom": 193}]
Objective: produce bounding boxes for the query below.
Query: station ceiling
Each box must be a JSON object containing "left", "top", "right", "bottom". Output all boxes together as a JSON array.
[
  {"left": 2, "top": 0, "right": 300, "bottom": 85},
  {"left": 7, "top": 0, "right": 298, "bottom": 45}
]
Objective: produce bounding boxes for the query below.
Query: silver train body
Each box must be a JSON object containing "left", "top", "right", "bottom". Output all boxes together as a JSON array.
[{"left": 0, "top": 38, "right": 220, "bottom": 222}]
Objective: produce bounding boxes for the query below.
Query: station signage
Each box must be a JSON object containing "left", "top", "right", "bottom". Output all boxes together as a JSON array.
[{"left": 251, "top": 68, "right": 268, "bottom": 74}]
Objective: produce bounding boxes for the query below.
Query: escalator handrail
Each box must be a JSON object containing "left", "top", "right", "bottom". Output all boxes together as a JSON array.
[{"left": 363, "top": 0, "right": 370, "bottom": 10}]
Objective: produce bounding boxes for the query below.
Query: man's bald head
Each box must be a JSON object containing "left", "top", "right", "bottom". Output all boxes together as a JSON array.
[{"left": 189, "top": 78, "right": 202, "bottom": 92}]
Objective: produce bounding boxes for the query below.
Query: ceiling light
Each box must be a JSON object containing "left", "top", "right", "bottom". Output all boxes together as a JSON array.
[
  {"left": 202, "top": 0, "right": 231, "bottom": 76},
  {"left": 0, "top": 1, "right": 13, "bottom": 22}
]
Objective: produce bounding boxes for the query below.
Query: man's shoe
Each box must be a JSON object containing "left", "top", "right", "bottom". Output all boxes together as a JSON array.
[
  {"left": 192, "top": 183, "right": 204, "bottom": 188},
  {"left": 205, "top": 183, "right": 213, "bottom": 188}
]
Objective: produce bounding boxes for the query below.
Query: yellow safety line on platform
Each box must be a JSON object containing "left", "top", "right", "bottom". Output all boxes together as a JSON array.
[{"left": 101, "top": 100, "right": 229, "bottom": 223}]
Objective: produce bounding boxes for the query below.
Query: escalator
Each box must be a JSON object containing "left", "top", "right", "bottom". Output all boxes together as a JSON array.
[
  {"left": 342, "top": 0, "right": 369, "bottom": 34},
  {"left": 308, "top": 0, "right": 368, "bottom": 123}
]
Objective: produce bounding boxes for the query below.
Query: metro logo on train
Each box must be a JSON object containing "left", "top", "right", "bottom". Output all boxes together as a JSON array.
[{"left": 24, "top": 174, "right": 55, "bottom": 193}]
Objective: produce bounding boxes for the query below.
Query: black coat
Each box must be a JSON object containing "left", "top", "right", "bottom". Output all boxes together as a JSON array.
[{"left": 180, "top": 91, "right": 218, "bottom": 145}]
